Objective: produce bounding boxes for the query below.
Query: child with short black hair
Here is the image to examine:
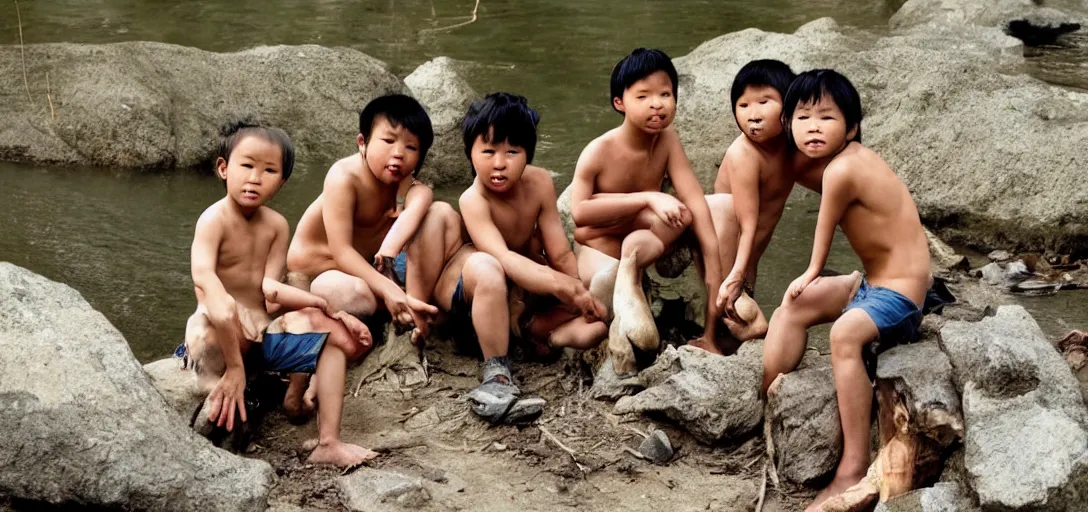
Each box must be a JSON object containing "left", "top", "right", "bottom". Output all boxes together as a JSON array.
[
  {"left": 183, "top": 121, "right": 378, "bottom": 467},
  {"left": 287, "top": 94, "right": 459, "bottom": 347},
  {"left": 761, "top": 69, "right": 931, "bottom": 511},
  {"left": 698, "top": 59, "right": 799, "bottom": 353},
  {"left": 570, "top": 48, "right": 723, "bottom": 375}
]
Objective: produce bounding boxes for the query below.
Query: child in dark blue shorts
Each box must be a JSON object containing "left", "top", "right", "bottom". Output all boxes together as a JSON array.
[{"left": 759, "top": 70, "right": 932, "bottom": 510}]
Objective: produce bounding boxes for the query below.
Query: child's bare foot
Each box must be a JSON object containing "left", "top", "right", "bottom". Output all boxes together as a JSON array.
[
  {"left": 806, "top": 471, "right": 866, "bottom": 512},
  {"left": 687, "top": 337, "right": 724, "bottom": 355},
  {"left": 308, "top": 440, "right": 380, "bottom": 467}
]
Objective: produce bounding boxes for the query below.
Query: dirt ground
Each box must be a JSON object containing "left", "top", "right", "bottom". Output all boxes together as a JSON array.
[{"left": 249, "top": 334, "right": 817, "bottom": 512}]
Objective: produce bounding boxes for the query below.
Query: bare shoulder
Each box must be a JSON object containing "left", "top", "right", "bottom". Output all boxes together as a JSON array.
[
  {"left": 723, "top": 135, "right": 762, "bottom": 171},
  {"left": 324, "top": 155, "right": 363, "bottom": 188},
  {"left": 524, "top": 166, "right": 558, "bottom": 196},
  {"left": 194, "top": 199, "right": 228, "bottom": 233},
  {"left": 257, "top": 206, "right": 290, "bottom": 234},
  {"left": 458, "top": 181, "right": 485, "bottom": 210},
  {"left": 577, "top": 130, "right": 618, "bottom": 167}
]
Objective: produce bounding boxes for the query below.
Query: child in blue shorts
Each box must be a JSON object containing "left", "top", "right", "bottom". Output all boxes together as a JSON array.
[{"left": 759, "top": 70, "right": 932, "bottom": 511}]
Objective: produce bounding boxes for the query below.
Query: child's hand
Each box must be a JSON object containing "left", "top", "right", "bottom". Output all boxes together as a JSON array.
[
  {"left": 207, "top": 366, "right": 247, "bottom": 432},
  {"left": 717, "top": 278, "right": 747, "bottom": 324},
  {"left": 572, "top": 286, "right": 607, "bottom": 322},
  {"left": 381, "top": 284, "right": 438, "bottom": 330},
  {"left": 785, "top": 273, "right": 817, "bottom": 302},
  {"left": 648, "top": 193, "right": 688, "bottom": 229},
  {"left": 334, "top": 311, "right": 373, "bottom": 349}
]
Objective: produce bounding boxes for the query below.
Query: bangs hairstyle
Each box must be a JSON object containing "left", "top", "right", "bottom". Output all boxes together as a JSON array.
[
  {"left": 359, "top": 94, "right": 435, "bottom": 174},
  {"left": 730, "top": 59, "right": 796, "bottom": 114},
  {"left": 610, "top": 48, "right": 679, "bottom": 113},
  {"left": 783, "top": 69, "right": 864, "bottom": 148},
  {"left": 462, "top": 92, "right": 541, "bottom": 173},
  {"left": 217, "top": 120, "right": 295, "bottom": 180}
]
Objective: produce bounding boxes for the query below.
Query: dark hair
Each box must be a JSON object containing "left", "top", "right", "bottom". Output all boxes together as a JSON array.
[
  {"left": 217, "top": 120, "right": 295, "bottom": 180},
  {"left": 461, "top": 92, "right": 541, "bottom": 173},
  {"left": 609, "top": 48, "right": 679, "bottom": 113},
  {"left": 783, "top": 69, "right": 863, "bottom": 148},
  {"left": 730, "top": 59, "right": 796, "bottom": 115},
  {"left": 358, "top": 94, "right": 435, "bottom": 175}
]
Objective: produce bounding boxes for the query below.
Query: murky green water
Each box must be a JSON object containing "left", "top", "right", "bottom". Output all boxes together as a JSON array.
[{"left": 2, "top": 0, "right": 1085, "bottom": 361}]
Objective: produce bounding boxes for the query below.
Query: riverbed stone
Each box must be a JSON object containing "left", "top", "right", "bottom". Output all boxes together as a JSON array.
[
  {"left": 873, "top": 482, "right": 979, "bottom": 512},
  {"left": 0, "top": 42, "right": 406, "bottom": 170},
  {"left": 939, "top": 305, "right": 1088, "bottom": 510},
  {"left": 875, "top": 342, "right": 964, "bottom": 447},
  {"left": 890, "top": 0, "right": 1086, "bottom": 37},
  {"left": 405, "top": 57, "right": 477, "bottom": 187},
  {"left": 143, "top": 357, "right": 203, "bottom": 419},
  {"left": 672, "top": 13, "right": 1088, "bottom": 254},
  {"left": 614, "top": 343, "right": 763, "bottom": 443},
  {"left": 0, "top": 262, "right": 272, "bottom": 511},
  {"left": 338, "top": 468, "right": 429, "bottom": 511},
  {"left": 764, "top": 358, "right": 841, "bottom": 486}
]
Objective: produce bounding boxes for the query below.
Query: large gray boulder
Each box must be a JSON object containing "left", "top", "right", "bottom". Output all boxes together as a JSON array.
[
  {"left": 143, "top": 357, "right": 203, "bottom": 419},
  {"left": 404, "top": 57, "right": 477, "bottom": 187},
  {"left": 764, "top": 358, "right": 841, "bottom": 486},
  {"left": 873, "top": 482, "right": 979, "bottom": 512},
  {"left": 0, "top": 42, "right": 406, "bottom": 170},
  {"left": 614, "top": 343, "right": 763, "bottom": 443},
  {"left": 0, "top": 263, "right": 272, "bottom": 510},
  {"left": 672, "top": 17, "right": 1088, "bottom": 254},
  {"left": 939, "top": 305, "right": 1088, "bottom": 510},
  {"left": 891, "top": 0, "right": 1085, "bottom": 36}
]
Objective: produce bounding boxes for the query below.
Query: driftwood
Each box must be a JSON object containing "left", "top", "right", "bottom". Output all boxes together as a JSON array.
[
  {"left": 821, "top": 343, "right": 964, "bottom": 511},
  {"left": 924, "top": 228, "right": 968, "bottom": 273}
]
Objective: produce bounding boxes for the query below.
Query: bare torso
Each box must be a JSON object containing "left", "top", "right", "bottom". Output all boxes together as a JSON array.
[
  {"left": 287, "top": 155, "right": 398, "bottom": 277},
  {"left": 826, "top": 144, "right": 931, "bottom": 305},
  {"left": 592, "top": 128, "right": 670, "bottom": 197},
  {"left": 474, "top": 167, "right": 550, "bottom": 255},
  {"left": 197, "top": 200, "right": 283, "bottom": 338},
  {"left": 717, "top": 136, "right": 797, "bottom": 260}
]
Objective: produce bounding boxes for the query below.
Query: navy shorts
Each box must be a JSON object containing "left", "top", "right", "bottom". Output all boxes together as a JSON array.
[
  {"left": 843, "top": 278, "right": 922, "bottom": 379},
  {"left": 392, "top": 251, "right": 408, "bottom": 287},
  {"left": 253, "top": 331, "right": 328, "bottom": 374}
]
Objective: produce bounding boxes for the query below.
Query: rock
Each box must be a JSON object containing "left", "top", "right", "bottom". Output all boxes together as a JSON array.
[
  {"left": 338, "top": 468, "right": 429, "bottom": 512},
  {"left": 925, "top": 228, "right": 969, "bottom": 273},
  {"left": 939, "top": 305, "right": 1088, "bottom": 510},
  {"left": 672, "top": 16, "right": 1088, "bottom": 254},
  {"left": 142, "top": 357, "right": 203, "bottom": 419},
  {"left": 404, "top": 57, "right": 478, "bottom": 187},
  {"left": 978, "top": 262, "right": 1005, "bottom": 286},
  {"left": 0, "top": 42, "right": 406, "bottom": 170},
  {"left": 988, "top": 250, "right": 1014, "bottom": 262},
  {"left": 890, "top": 0, "right": 1086, "bottom": 43},
  {"left": 405, "top": 406, "right": 441, "bottom": 431},
  {"left": 764, "top": 359, "right": 842, "bottom": 486},
  {"left": 638, "top": 430, "right": 675, "bottom": 464},
  {"left": 873, "top": 482, "right": 979, "bottom": 512},
  {"left": 590, "top": 356, "right": 645, "bottom": 400},
  {"left": 614, "top": 343, "right": 763, "bottom": 443},
  {"left": 0, "top": 263, "right": 272, "bottom": 510}
]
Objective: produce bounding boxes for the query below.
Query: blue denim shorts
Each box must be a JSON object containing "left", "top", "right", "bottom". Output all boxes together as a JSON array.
[
  {"left": 257, "top": 331, "right": 328, "bottom": 374},
  {"left": 392, "top": 251, "right": 408, "bottom": 287},
  {"left": 844, "top": 278, "right": 922, "bottom": 378}
]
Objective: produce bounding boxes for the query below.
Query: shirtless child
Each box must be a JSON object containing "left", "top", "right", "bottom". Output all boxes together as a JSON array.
[
  {"left": 699, "top": 60, "right": 799, "bottom": 352},
  {"left": 287, "top": 94, "right": 460, "bottom": 341},
  {"left": 183, "top": 122, "right": 377, "bottom": 467},
  {"left": 571, "top": 48, "right": 723, "bottom": 374},
  {"left": 459, "top": 93, "right": 608, "bottom": 356},
  {"left": 760, "top": 70, "right": 931, "bottom": 511}
]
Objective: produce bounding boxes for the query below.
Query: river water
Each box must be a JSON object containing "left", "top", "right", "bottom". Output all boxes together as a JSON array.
[{"left": 2, "top": 0, "right": 1085, "bottom": 361}]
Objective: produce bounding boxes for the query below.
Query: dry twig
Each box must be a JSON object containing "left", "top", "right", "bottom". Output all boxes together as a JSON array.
[
  {"left": 15, "top": 0, "right": 31, "bottom": 105},
  {"left": 755, "top": 460, "right": 769, "bottom": 512},
  {"left": 420, "top": 0, "right": 480, "bottom": 34}
]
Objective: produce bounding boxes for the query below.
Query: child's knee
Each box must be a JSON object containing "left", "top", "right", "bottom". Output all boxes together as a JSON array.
[
  {"left": 463, "top": 253, "right": 506, "bottom": 297},
  {"left": 426, "top": 201, "right": 459, "bottom": 227},
  {"left": 829, "top": 316, "right": 871, "bottom": 359},
  {"left": 573, "top": 226, "right": 593, "bottom": 245}
]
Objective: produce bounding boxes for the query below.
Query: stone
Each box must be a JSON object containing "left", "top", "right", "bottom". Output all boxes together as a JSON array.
[
  {"left": 404, "top": 57, "right": 478, "bottom": 187},
  {"left": 590, "top": 356, "right": 645, "bottom": 400},
  {"left": 671, "top": 13, "right": 1088, "bottom": 254},
  {"left": 939, "top": 305, "right": 1088, "bottom": 510},
  {"left": 614, "top": 343, "right": 763, "bottom": 443},
  {"left": 142, "top": 357, "right": 203, "bottom": 419},
  {"left": 764, "top": 359, "right": 842, "bottom": 486},
  {"left": 0, "top": 42, "right": 405, "bottom": 171},
  {"left": 0, "top": 263, "right": 272, "bottom": 510},
  {"left": 988, "top": 250, "right": 1013, "bottom": 262},
  {"left": 405, "top": 406, "right": 441, "bottom": 431},
  {"left": 978, "top": 262, "right": 1005, "bottom": 286},
  {"left": 638, "top": 430, "right": 674, "bottom": 464},
  {"left": 890, "top": 0, "right": 1086, "bottom": 38},
  {"left": 875, "top": 342, "right": 963, "bottom": 447},
  {"left": 873, "top": 482, "right": 980, "bottom": 512},
  {"left": 338, "top": 468, "right": 429, "bottom": 512}
]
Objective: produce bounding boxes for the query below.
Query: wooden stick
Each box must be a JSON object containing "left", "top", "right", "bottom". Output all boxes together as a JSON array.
[
  {"left": 539, "top": 425, "right": 578, "bottom": 458},
  {"left": 15, "top": 0, "right": 32, "bottom": 105},
  {"left": 420, "top": 0, "right": 480, "bottom": 34},
  {"left": 755, "top": 460, "right": 768, "bottom": 512}
]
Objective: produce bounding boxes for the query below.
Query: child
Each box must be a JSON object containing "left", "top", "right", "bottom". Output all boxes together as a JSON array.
[
  {"left": 697, "top": 59, "right": 799, "bottom": 353},
  {"left": 183, "top": 121, "right": 378, "bottom": 467},
  {"left": 457, "top": 92, "right": 608, "bottom": 415},
  {"left": 286, "top": 94, "right": 460, "bottom": 342},
  {"left": 760, "top": 70, "right": 932, "bottom": 511},
  {"left": 570, "top": 48, "right": 723, "bottom": 375}
]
